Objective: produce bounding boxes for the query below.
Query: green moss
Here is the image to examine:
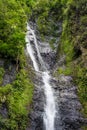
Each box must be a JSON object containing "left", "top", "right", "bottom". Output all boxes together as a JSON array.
[
  {"left": 80, "top": 15, "right": 87, "bottom": 25},
  {"left": 0, "top": 68, "right": 5, "bottom": 85},
  {"left": 81, "top": 126, "right": 87, "bottom": 130},
  {"left": 49, "top": 38, "right": 56, "bottom": 50},
  {"left": 55, "top": 59, "right": 73, "bottom": 77},
  {"left": 37, "top": 15, "right": 48, "bottom": 35},
  {"left": 74, "top": 66, "right": 87, "bottom": 117},
  {"left": 55, "top": 0, "right": 87, "bottom": 120}
]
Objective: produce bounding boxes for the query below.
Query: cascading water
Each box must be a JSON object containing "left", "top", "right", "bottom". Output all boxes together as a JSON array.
[
  {"left": 43, "top": 72, "right": 56, "bottom": 130},
  {"left": 25, "top": 23, "right": 56, "bottom": 130}
]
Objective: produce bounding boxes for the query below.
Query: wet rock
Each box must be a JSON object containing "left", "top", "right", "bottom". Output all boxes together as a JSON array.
[
  {"left": 27, "top": 23, "right": 87, "bottom": 130},
  {"left": 0, "top": 103, "right": 8, "bottom": 118},
  {"left": 55, "top": 75, "right": 87, "bottom": 130},
  {"left": 28, "top": 72, "right": 45, "bottom": 130},
  {"left": 41, "top": 52, "right": 56, "bottom": 69},
  {"left": 0, "top": 59, "right": 4, "bottom": 66},
  {"left": 2, "top": 63, "right": 16, "bottom": 86}
]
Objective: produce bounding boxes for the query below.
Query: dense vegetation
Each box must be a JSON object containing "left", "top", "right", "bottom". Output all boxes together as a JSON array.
[
  {"left": 0, "top": 0, "right": 87, "bottom": 129},
  {"left": 0, "top": 0, "right": 34, "bottom": 129},
  {"left": 59, "top": 0, "right": 87, "bottom": 120}
]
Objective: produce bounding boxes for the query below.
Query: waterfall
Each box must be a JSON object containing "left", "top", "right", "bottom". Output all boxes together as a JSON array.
[
  {"left": 43, "top": 72, "right": 56, "bottom": 130},
  {"left": 25, "top": 23, "right": 56, "bottom": 130}
]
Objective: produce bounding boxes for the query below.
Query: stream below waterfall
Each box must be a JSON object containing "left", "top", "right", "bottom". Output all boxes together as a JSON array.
[{"left": 25, "top": 23, "right": 87, "bottom": 130}]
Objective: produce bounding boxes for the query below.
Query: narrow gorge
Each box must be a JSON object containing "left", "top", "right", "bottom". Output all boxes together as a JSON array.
[
  {"left": 25, "top": 23, "right": 87, "bottom": 130},
  {"left": 0, "top": 0, "right": 87, "bottom": 130}
]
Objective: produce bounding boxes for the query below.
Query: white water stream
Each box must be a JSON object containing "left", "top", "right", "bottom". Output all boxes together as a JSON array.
[{"left": 25, "top": 23, "right": 56, "bottom": 130}]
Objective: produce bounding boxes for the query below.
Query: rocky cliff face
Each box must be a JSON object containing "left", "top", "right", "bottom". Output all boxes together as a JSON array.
[
  {"left": 26, "top": 23, "right": 87, "bottom": 130},
  {"left": 0, "top": 58, "right": 16, "bottom": 86},
  {"left": 0, "top": 58, "right": 16, "bottom": 116},
  {"left": 0, "top": 0, "right": 87, "bottom": 130},
  {"left": 28, "top": 0, "right": 87, "bottom": 129},
  {"left": 0, "top": 55, "right": 34, "bottom": 130},
  {"left": 57, "top": 0, "right": 87, "bottom": 121}
]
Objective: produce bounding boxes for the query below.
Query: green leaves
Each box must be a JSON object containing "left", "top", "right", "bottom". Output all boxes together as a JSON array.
[
  {"left": 0, "top": 0, "right": 27, "bottom": 60},
  {"left": 0, "top": 68, "right": 34, "bottom": 129},
  {"left": 0, "top": 1, "right": 35, "bottom": 129}
]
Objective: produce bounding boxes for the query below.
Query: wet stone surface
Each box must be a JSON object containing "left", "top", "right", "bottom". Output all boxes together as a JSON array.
[
  {"left": 54, "top": 75, "right": 87, "bottom": 130},
  {"left": 28, "top": 73, "right": 87, "bottom": 130},
  {"left": 28, "top": 73, "right": 45, "bottom": 130}
]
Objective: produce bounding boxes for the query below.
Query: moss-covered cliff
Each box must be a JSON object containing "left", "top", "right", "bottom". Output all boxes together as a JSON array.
[
  {"left": 30, "top": 0, "right": 87, "bottom": 127},
  {"left": 0, "top": 0, "right": 34, "bottom": 129},
  {"left": 0, "top": 0, "right": 87, "bottom": 129},
  {"left": 58, "top": 0, "right": 87, "bottom": 119}
]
